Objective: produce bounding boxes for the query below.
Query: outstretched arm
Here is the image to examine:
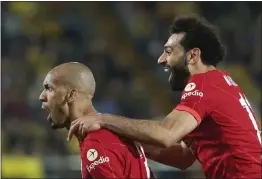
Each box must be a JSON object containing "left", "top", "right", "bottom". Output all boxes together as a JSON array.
[
  {"left": 100, "top": 110, "right": 198, "bottom": 147},
  {"left": 68, "top": 109, "right": 199, "bottom": 148}
]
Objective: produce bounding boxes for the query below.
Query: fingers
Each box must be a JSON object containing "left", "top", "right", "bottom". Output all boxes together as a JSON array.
[
  {"left": 71, "top": 118, "right": 79, "bottom": 125},
  {"left": 67, "top": 120, "right": 81, "bottom": 141},
  {"left": 77, "top": 122, "right": 84, "bottom": 139},
  {"left": 81, "top": 125, "right": 86, "bottom": 138},
  {"left": 67, "top": 115, "right": 99, "bottom": 142},
  {"left": 67, "top": 119, "right": 89, "bottom": 142}
]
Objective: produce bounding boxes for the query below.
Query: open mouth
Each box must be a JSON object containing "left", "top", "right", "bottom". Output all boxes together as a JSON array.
[
  {"left": 42, "top": 104, "right": 52, "bottom": 121},
  {"left": 163, "top": 66, "right": 171, "bottom": 72},
  {"left": 47, "top": 113, "right": 52, "bottom": 122},
  {"left": 163, "top": 66, "right": 173, "bottom": 82}
]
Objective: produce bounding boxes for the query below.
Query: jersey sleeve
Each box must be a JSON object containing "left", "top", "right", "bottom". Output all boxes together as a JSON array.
[
  {"left": 174, "top": 75, "right": 215, "bottom": 124},
  {"left": 81, "top": 137, "right": 124, "bottom": 179}
]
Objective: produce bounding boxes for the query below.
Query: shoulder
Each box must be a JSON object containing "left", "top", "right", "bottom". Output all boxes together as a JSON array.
[
  {"left": 82, "top": 129, "right": 133, "bottom": 149},
  {"left": 82, "top": 129, "right": 118, "bottom": 144},
  {"left": 80, "top": 130, "right": 121, "bottom": 161},
  {"left": 188, "top": 69, "right": 227, "bottom": 87},
  {"left": 182, "top": 70, "right": 228, "bottom": 98},
  {"left": 178, "top": 70, "right": 228, "bottom": 112},
  {"left": 87, "top": 129, "right": 116, "bottom": 138}
]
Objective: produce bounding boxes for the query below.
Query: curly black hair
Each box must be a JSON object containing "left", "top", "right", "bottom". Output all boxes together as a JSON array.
[{"left": 169, "top": 15, "right": 226, "bottom": 66}]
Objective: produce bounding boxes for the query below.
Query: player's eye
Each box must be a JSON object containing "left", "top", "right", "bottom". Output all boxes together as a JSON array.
[
  {"left": 44, "top": 84, "right": 52, "bottom": 91},
  {"left": 165, "top": 51, "right": 172, "bottom": 55},
  {"left": 164, "top": 48, "right": 172, "bottom": 55}
]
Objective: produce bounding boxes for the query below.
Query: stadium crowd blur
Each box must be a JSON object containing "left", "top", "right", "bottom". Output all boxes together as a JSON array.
[{"left": 1, "top": 2, "right": 261, "bottom": 178}]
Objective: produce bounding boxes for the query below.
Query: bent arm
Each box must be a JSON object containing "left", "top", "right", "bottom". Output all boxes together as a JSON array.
[
  {"left": 142, "top": 142, "right": 196, "bottom": 170},
  {"left": 101, "top": 110, "right": 198, "bottom": 148}
]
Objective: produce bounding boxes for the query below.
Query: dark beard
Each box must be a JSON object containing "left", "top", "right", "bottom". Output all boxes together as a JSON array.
[
  {"left": 48, "top": 116, "right": 62, "bottom": 129},
  {"left": 170, "top": 57, "right": 190, "bottom": 91},
  {"left": 50, "top": 120, "right": 68, "bottom": 129},
  {"left": 48, "top": 114, "right": 69, "bottom": 130}
]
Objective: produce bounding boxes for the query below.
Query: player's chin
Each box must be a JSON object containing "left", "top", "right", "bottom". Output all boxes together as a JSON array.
[
  {"left": 169, "top": 73, "right": 177, "bottom": 90},
  {"left": 169, "top": 76, "right": 184, "bottom": 91},
  {"left": 48, "top": 116, "right": 63, "bottom": 129},
  {"left": 50, "top": 122, "right": 65, "bottom": 129},
  {"left": 49, "top": 119, "right": 58, "bottom": 129}
]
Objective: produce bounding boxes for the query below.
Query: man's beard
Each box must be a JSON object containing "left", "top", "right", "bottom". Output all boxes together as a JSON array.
[
  {"left": 48, "top": 113, "right": 69, "bottom": 130},
  {"left": 169, "top": 57, "right": 190, "bottom": 91}
]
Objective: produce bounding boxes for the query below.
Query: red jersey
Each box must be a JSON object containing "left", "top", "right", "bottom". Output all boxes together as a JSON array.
[
  {"left": 79, "top": 129, "right": 152, "bottom": 179},
  {"left": 175, "top": 70, "right": 261, "bottom": 179}
]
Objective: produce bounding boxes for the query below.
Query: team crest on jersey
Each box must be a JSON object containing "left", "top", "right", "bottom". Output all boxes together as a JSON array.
[
  {"left": 87, "top": 149, "right": 98, "bottom": 161},
  {"left": 184, "top": 82, "right": 196, "bottom": 92}
]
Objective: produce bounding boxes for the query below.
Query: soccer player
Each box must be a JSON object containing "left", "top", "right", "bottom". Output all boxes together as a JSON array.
[
  {"left": 39, "top": 62, "right": 153, "bottom": 179},
  {"left": 68, "top": 16, "right": 262, "bottom": 179}
]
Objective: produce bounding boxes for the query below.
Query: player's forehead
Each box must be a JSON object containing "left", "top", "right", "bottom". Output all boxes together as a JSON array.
[
  {"left": 43, "top": 71, "right": 59, "bottom": 86},
  {"left": 164, "top": 33, "right": 185, "bottom": 49}
]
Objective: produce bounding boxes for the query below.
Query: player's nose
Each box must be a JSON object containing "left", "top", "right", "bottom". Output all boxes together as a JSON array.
[
  {"left": 158, "top": 54, "right": 166, "bottom": 65},
  {"left": 39, "top": 91, "right": 47, "bottom": 102}
]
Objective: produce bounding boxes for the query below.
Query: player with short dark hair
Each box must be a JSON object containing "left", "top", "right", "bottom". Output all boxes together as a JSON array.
[
  {"left": 68, "top": 16, "right": 261, "bottom": 179},
  {"left": 169, "top": 16, "right": 225, "bottom": 66},
  {"left": 39, "top": 62, "right": 153, "bottom": 179}
]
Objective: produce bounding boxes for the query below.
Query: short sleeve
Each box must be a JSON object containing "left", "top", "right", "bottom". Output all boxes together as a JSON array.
[
  {"left": 81, "top": 138, "right": 124, "bottom": 178},
  {"left": 174, "top": 75, "right": 214, "bottom": 124}
]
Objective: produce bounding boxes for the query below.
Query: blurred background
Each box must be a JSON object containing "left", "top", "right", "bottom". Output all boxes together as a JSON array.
[{"left": 1, "top": 1, "right": 261, "bottom": 178}]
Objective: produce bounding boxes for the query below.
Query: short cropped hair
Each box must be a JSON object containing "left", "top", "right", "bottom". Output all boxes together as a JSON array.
[{"left": 169, "top": 15, "right": 226, "bottom": 66}]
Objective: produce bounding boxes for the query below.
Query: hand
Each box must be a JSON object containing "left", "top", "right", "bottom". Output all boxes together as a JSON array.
[{"left": 67, "top": 114, "right": 102, "bottom": 141}]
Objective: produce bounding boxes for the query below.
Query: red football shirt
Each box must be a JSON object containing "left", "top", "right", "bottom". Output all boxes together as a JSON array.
[
  {"left": 79, "top": 129, "right": 152, "bottom": 179},
  {"left": 175, "top": 70, "right": 261, "bottom": 179}
]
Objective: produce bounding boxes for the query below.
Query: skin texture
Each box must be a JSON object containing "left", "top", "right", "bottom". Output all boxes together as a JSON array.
[{"left": 39, "top": 62, "right": 97, "bottom": 130}]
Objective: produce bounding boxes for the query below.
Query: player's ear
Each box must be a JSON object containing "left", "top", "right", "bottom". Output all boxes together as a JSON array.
[
  {"left": 188, "top": 48, "right": 201, "bottom": 64},
  {"left": 67, "top": 89, "right": 78, "bottom": 103}
]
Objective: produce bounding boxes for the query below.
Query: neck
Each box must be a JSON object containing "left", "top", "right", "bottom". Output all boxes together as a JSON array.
[
  {"left": 65, "top": 102, "right": 97, "bottom": 130},
  {"left": 189, "top": 63, "right": 216, "bottom": 76}
]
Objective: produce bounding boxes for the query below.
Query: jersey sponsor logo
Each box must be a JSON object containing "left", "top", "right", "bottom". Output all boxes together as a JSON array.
[
  {"left": 86, "top": 156, "right": 110, "bottom": 172},
  {"left": 181, "top": 90, "right": 203, "bottom": 100},
  {"left": 87, "top": 149, "right": 98, "bottom": 161},
  {"left": 184, "top": 82, "right": 196, "bottom": 92}
]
